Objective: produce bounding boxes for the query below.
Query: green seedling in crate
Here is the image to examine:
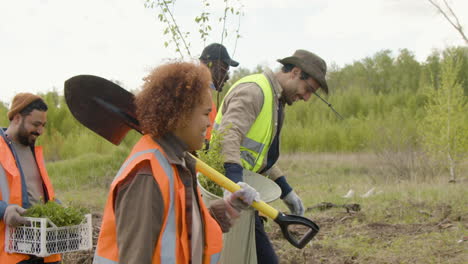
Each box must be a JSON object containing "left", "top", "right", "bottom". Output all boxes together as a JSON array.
[{"left": 24, "top": 201, "right": 89, "bottom": 227}]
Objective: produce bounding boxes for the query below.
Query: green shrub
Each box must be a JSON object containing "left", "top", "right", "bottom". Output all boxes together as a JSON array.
[{"left": 196, "top": 129, "right": 226, "bottom": 197}]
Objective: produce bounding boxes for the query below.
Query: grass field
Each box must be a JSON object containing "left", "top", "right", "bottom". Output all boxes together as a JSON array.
[
  {"left": 268, "top": 153, "right": 468, "bottom": 264},
  {"left": 48, "top": 151, "right": 468, "bottom": 264}
]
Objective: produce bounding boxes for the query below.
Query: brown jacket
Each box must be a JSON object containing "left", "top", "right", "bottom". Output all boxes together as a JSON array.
[
  {"left": 114, "top": 133, "right": 232, "bottom": 264},
  {"left": 217, "top": 69, "right": 285, "bottom": 180}
]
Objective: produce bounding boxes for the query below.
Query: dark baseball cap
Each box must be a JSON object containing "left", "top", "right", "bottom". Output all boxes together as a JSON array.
[{"left": 199, "top": 43, "right": 239, "bottom": 67}]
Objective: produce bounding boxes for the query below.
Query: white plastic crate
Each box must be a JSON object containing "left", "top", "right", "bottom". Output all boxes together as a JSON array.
[{"left": 5, "top": 214, "right": 92, "bottom": 257}]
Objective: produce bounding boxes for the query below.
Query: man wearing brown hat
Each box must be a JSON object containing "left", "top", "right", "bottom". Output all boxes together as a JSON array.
[
  {"left": 213, "top": 49, "right": 328, "bottom": 263},
  {"left": 0, "top": 93, "right": 61, "bottom": 263}
]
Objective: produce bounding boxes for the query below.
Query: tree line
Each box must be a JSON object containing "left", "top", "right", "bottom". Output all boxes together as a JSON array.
[{"left": 1, "top": 46, "right": 467, "bottom": 179}]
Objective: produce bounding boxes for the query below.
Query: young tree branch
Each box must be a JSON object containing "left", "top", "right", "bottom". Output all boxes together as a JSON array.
[
  {"left": 427, "top": 0, "right": 468, "bottom": 44},
  {"left": 160, "top": 0, "right": 192, "bottom": 57}
]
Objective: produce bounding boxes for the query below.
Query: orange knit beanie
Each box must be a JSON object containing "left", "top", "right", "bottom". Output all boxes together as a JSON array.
[{"left": 7, "top": 93, "right": 44, "bottom": 120}]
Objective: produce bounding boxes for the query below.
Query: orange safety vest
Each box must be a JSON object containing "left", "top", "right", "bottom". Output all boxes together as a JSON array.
[
  {"left": 94, "top": 135, "right": 223, "bottom": 264},
  {"left": 0, "top": 136, "right": 61, "bottom": 263},
  {"left": 205, "top": 99, "right": 218, "bottom": 141}
]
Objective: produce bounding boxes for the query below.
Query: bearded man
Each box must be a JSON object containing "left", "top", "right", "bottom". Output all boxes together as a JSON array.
[{"left": 0, "top": 93, "right": 61, "bottom": 264}]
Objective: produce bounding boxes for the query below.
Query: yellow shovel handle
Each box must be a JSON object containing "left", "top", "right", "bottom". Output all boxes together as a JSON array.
[{"left": 191, "top": 154, "right": 279, "bottom": 220}]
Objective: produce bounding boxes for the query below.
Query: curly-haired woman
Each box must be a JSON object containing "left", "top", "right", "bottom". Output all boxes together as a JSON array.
[{"left": 93, "top": 61, "right": 258, "bottom": 264}]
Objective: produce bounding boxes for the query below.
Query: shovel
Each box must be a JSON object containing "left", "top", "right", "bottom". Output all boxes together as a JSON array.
[{"left": 64, "top": 74, "right": 320, "bottom": 249}]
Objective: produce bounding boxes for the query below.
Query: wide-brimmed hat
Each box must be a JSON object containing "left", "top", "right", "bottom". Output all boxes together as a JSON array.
[
  {"left": 277, "top": 49, "right": 328, "bottom": 94},
  {"left": 199, "top": 43, "right": 239, "bottom": 67}
]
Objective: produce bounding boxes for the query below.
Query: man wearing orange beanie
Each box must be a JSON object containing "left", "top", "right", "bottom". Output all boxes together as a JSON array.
[{"left": 0, "top": 93, "right": 61, "bottom": 263}]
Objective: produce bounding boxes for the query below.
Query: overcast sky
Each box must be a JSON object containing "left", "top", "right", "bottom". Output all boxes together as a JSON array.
[{"left": 1, "top": 0, "right": 467, "bottom": 105}]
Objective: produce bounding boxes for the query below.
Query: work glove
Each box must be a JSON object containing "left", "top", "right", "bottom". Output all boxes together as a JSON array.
[
  {"left": 282, "top": 190, "right": 304, "bottom": 216},
  {"left": 209, "top": 183, "right": 259, "bottom": 233},
  {"left": 224, "top": 182, "right": 260, "bottom": 212},
  {"left": 3, "top": 204, "right": 27, "bottom": 227},
  {"left": 274, "top": 176, "right": 304, "bottom": 216}
]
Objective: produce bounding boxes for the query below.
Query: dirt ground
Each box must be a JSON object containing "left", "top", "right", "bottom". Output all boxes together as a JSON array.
[
  {"left": 271, "top": 206, "right": 468, "bottom": 264},
  {"left": 63, "top": 204, "right": 468, "bottom": 264}
]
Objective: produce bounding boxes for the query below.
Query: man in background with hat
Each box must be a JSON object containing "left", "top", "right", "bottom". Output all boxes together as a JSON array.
[
  {"left": 213, "top": 49, "right": 328, "bottom": 263},
  {"left": 199, "top": 43, "right": 239, "bottom": 143},
  {"left": 0, "top": 93, "right": 61, "bottom": 263},
  {"left": 199, "top": 42, "right": 239, "bottom": 93}
]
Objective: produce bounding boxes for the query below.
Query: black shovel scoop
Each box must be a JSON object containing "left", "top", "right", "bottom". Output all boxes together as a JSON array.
[{"left": 64, "top": 74, "right": 320, "bottom": 249}]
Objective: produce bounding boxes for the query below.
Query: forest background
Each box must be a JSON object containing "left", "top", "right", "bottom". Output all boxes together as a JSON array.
[
  {"left": 1, "top": 46, "right": 466, "bottom": 177},
  {"left": 1, "top": 45, "right": 467, "bottom": 264},
  {"left": 1, "top": 0, "right": 467, "bottom": 261}
]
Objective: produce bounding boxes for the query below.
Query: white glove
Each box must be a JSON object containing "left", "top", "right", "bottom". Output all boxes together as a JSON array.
[
  {"left": 224, "top": 182, "right": 260, "bottom": 211},
  {"left": 282, "top": 190, "right": 304, "bottom": 216},
  {"left": 3, "top": 204, "right": 27, "bottom": 227}
]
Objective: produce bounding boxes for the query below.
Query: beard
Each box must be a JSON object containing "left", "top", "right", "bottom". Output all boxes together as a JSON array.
[
  {"left": 281, "top": 91, "right": 295, "bottom": 106},
  {"left": 281, "top": 83, "right": 298, "bottom": 106},
  {"left": 213, "top": 77, "right": 226, "bottom": 92},
  {"left": 17, "top": 120, "right": 38, "bottom": 146}
]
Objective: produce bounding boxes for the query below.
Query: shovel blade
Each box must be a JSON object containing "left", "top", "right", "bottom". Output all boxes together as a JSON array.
[{"left": 64, "top": 75, "right": 139, "bottom": 145}]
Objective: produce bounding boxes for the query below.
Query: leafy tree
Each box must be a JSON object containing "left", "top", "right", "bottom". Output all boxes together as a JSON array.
[
  {"left": 421, "top": 50, "right": 442, "bottom": 90},
  {"left": 394, "top": 49, "right": 421, "bottom": 92},
  {"left": 418, "top": 49, "right": 468, "bottom": 182},
  {"left": 367, "top": 50, "right": 395, "bottom": 93},
  {"left": 442, "top": 46, "right": 468, "bottom": 95}
]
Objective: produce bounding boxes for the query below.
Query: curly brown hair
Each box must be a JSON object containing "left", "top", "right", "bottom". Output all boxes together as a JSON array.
[{"left": 135, "top": 61, "right": 211, "bottom": 138}]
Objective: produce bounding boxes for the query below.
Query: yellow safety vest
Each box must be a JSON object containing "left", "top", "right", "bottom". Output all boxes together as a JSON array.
[{"left": 214, "top": 74, "right": 275, "bottom": 173}]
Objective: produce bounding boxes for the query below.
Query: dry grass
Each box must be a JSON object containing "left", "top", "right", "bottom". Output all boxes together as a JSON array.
[
  {"left": 56, "top": 152, "right": 468, "bottom": 263},
  {"left": 267, "top": 153, "right": 468, "bottom": 264}
]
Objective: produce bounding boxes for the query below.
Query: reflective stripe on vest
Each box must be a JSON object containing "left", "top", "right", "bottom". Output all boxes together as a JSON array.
[
  {"left": 94, "top": 148, "right": 177, "bottom": 263},
  {"left": 214, "top": 74, "right": 274, "bottom": 172},
  {"left": 155, "top": 149, "right": 177, "bottom": 263},
  {"left": 118, "top": 149, "right": 177, "bottom": 262},
  {"left": 94, "top": 255, "right": 118, "bottom": 264},
  {"left": 0, "top": 165, "right": 9, "bottom": 203},
  {"left": 210, "top": 252, "right": 221, "bottom": 264}
]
